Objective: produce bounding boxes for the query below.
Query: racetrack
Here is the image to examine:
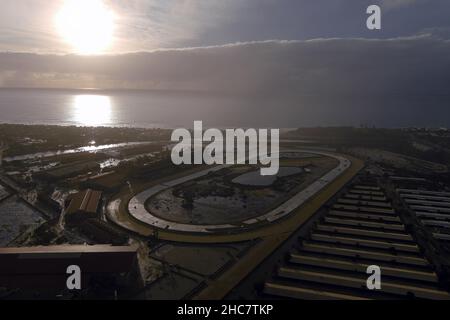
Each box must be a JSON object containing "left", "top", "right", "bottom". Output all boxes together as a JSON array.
[{"left": 106, "top": 149, "right": 362, "bottom": 243}]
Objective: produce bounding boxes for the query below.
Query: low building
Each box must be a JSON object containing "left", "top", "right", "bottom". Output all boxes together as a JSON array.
[
  {"left": 0, "top": 244, "right": 143, "bottom": 298},
  {"left": 65, "top": 189, "right": 102, "bottom": 226}
]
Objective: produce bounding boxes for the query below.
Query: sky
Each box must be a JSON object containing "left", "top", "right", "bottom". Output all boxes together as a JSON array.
[
  {"left": 0, "top": 0, "right": 449, "bottom": 94},
  {"left": 1, "top": 0, "right": 450, "bottom": 53}
]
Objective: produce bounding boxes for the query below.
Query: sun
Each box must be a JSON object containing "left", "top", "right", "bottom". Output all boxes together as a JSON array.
[{"left": 55, "top": 0, "right": 115, "bottom": 55}]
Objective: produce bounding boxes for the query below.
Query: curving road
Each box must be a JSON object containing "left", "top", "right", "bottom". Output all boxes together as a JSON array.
[{"left": 127, "top": 149, "right": 351, "bottom": 234}]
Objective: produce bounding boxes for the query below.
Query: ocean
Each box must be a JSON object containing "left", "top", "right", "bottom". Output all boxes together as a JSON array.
[{"left": 1, "top": 88, "right": 450, "bottom": 129}]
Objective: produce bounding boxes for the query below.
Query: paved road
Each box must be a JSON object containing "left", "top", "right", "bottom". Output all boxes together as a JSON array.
[{"left": 128, "top": 149, "right": 351, "bottom": 233}]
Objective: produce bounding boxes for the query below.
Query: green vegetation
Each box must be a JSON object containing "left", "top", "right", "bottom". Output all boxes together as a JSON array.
[
  {"left": 285, "top": 127, "right": 450, "bottom": 165},
  {"left": 0, "top": 124, "right": 171, "bottom": 157}
]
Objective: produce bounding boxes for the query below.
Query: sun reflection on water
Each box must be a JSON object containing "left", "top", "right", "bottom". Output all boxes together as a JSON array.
[{"left": 72, "top": 95, "right": 112, "bottom": 126}]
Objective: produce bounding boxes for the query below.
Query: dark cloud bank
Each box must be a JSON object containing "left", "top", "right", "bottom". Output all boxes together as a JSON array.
[{"left": 1, "top": 37, "right": 450, "bottom": 127}]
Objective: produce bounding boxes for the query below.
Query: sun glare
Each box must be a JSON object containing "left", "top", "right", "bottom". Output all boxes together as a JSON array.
[
  {"left": 55, "top": 0, "right": 115, "bottom": 54},
  {"left": 72, "top": 95, "right": 112, "bottom": 126}
]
